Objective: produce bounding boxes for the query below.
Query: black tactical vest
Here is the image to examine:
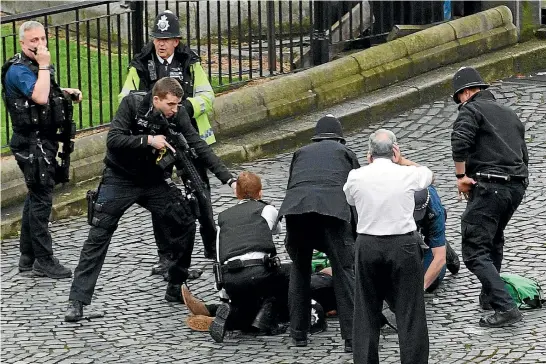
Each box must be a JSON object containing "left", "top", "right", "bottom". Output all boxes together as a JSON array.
[
  {"left": 218, "top": 200, "right": 277, "bottom": 263},
  {"left": 1, "top": 53, "right": 66, "bottom": 136}
]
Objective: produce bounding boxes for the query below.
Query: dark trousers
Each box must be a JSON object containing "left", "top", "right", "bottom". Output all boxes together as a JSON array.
[
  {"left": 223, "top": 264, "right": 290, "bottom": 330},
  {"left": 285, "top": 213, "right": 355, "bottom": 340},
  {"left": 69, "top": 168, "right": 196, "bottom": 305},
  {"left": 353, "top": 233, "right": 429, "bottom": 364},
  {"left": 152, "top": 166, "right": 216, "bottom": 259},
  {"left": 461, "top": 181, "right": 526, "bottom": 312},
  {"left": 16, "top": 143, "right": 57, "bottom": 259}
]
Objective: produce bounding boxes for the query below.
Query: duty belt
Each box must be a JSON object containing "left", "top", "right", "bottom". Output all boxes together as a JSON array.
[
  {"left": 220, "top": 258, "right": 267, "bottom": 274},
  {"left": 475, "top": 172, "right": 526, "bottom": 183}
]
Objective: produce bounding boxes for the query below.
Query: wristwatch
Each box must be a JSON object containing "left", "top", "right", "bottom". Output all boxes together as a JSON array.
[{"left": 456, "top": 173, "right": 466, "bottom": 179}]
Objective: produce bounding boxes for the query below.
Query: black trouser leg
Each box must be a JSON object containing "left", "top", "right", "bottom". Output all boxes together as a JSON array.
[
  {"left": 152, "top": 213, "right": 170, "bottom": 259},
  {"left": 386, "top": 234, "right": 429, "bottom": 364},
  {"left": 69, "top": 179, "right": 137, "bottom": 305},
  {"left": 353, "top": 235, "right": 385, "bottom": 364},
  {"left": 23, "top": 177, "right": 55, "bottom": 258},
  {"left": 198, "top": 186, "right": 217, "bottom": 256},
  {"left": 285, "top": 215, "right": 314, "bottom": 339},
  {"left": 19, "top": 194, "right": 34, "bottom": 258},
  {"left": 461, "top": 182, "right": 525, "bottom": 312},
  {"left": 321, "top": 217, "right": 355, "bottom": 340}
]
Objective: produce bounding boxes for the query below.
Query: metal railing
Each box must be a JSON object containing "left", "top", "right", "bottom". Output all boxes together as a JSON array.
[{"left": 1, "top": 0, "right": 447, "bottom": 148}]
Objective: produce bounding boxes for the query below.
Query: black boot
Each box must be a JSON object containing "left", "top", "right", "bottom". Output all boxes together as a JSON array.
[
  {"left": 33, "top": 256, "right": 72, "bottom": 279},
  {"left": 64, "top": 300, "right": 84, "bottom": 322},
  {"left": 18, "top": 254, "right": 35, "bottom": 272},
  {"left": 445, "top": 241, "right": 460, "bottom": 275},
  {"left": 479, "top": 308, "right": 522, "bottom": 328},
  {"left": 252, "top": 298, "right": 277, "bottom": 332},
  {"left": 210, "top": 303, "right": 231, "bottom": 343},
  {"left": 290, "top": 329, "right": 308, "bottom": 347},
  {"left": 165, "top": 283, "right": 182, "bottom": 303},
  {"left": 345, "top": 339, "right": 353, "bottom": 353},
  {"left": 152, "top": 253, "right": 170, "bottom": 276}
]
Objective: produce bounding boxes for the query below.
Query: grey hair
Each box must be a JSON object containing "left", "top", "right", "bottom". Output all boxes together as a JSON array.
[
  {"left": 19, "top": 21, "right": 44, "bottom": 41},
  {"left": 368, "top": 128, "right": 397, "bottom": 159}
]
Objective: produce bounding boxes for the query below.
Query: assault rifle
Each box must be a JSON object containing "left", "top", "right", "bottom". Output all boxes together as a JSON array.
[
  {"left": 154, "top": 117, "right": 209, "bottom": 219},
  {"left": 55, "top": 92, "right": 77, "bottom": 184}
]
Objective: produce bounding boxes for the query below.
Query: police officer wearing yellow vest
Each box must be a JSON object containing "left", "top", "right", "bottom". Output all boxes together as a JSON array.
[
  {"left": 1, "top": 21, "right": 82, "bottom": 279},
  {"left": 119, "top": 10, "right": 219, "bottom": 274}
]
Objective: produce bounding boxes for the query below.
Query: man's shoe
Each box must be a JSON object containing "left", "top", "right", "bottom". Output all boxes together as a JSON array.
[
  {"left": 18, "top": 254, "right": 35, "bottom": 272},
  {"left": 445, "top": 241, "right": 460, "bottom": 275},
  {"left": 64, "top": 300, "right": 84, "bottom": 322},
  {"left": 186, "top": 315, "right": 214, "bottom": 332},
  {"left": 479, "top": 292, "right": 493, "bottom": 311},
  {"left": 479, "top": 308, "right": 523, "bottom": 328},
  {"left": 210, "top": 303, "right": 231, "bottom": 343},
  {"left": 165, "top": 283, "right": 182, "bottom": 302},
  {"left": 292, "top": 337, "right": 308, "bottom": 347},
  {"left": 252, "top": 298, "right": 277, "bottom": 332},
  {"left": 152, "top": 255, "right": 170, "bottom": 276},
  {"left": 344, "top": 339, "right": 353, "bottom": 353},
  {"left": 33, "top": 257, "right": 72, "bottom": 279},
  {"left": 182, "top": 284, "right": 211, "bottom": 316}
]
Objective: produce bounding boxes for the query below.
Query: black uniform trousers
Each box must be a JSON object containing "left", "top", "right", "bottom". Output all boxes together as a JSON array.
[
  {"left": 13, "top": 136, "right": 57, "bottom": 259},
  {"left": 284, "top": 213, "right": 355, "bottom": 340},
  {"left": 222, "top": 264, "right": 290, "bottom": 330},
  {"left": 152, "top": 165, "right": 216, "bottom": 259},
  {"left": 353, "top": 232, "right": 429, "bottom": 364},
  {"left": 69, "top": 168, "right": 196, "bottom": 305},
  {"left": 461, "top": 180, "right": 526, "bottom": 312}
]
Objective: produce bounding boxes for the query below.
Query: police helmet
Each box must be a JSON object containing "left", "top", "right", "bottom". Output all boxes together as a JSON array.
[
  {"left": 311, "top": 114, "right": 346, "bottom": 144},
  {"left": 414, "top": 188, "right": 430, "bottom": 222},
  {"left": 452, "top": 66, "right": 489, "bottom": 104},
  {"left": 151, "top": 10, "right": 181, "bottom": 39}
]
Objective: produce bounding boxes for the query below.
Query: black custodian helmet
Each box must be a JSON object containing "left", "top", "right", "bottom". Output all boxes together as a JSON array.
[
  {"left": 151, "top": 10, "right": 181, "bottom": 39},
  {"left": 413, "top": 188, "right": 430, "bottom": 222},
  {"left": 452, "top": 67, "right": 489, "bottom": 104},
  {"left": 311, "top": 115, "right": 346, "bottom": 144}
]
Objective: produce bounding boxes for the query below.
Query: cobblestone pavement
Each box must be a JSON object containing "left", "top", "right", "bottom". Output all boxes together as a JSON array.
[{"left": 2, "top": 74, "right": 545, "bottom": 364}]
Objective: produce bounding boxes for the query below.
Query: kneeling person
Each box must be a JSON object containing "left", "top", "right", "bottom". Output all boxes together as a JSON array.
[{"left": 211, "top": 171, "right": 287, "bottom": 342}]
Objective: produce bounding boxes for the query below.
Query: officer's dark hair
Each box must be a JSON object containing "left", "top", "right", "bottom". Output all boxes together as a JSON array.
[
  {"left": 236, "top": 171, "right": 262, "bottom": 200},
  {"left": 152, "top": 77, "right": 184, "bottom": 100}
]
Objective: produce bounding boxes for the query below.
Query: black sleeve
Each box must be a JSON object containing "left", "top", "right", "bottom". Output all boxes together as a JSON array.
[
  {"left": 106, "top": 96, "right": 148, "bottom": 150},
  {"left": 286, "top": 151, "right": 298, "bottom": 188},
  {"left": 451, "top": 105, "right": 480, "bottom": 163},
  {"left": 176, "top": 108, "right": 233, "bottom": 184},
  {"left": 347, "top": 149, "right": 361, "bottom": 169}
]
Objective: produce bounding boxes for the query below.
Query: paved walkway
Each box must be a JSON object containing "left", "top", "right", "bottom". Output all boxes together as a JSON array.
[{"left": 1, "top": 73, "right": 545, "bottom": 363}]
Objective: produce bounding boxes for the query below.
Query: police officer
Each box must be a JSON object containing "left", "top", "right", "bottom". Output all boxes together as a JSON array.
[
  {"left": 279, "top": 115, "right": 359, "bottom": 352},
  {"left": 64, "top": 78, "right": 235, "bottom": 322},
  {"left": 209, "top": 171, "right": 288, "bottom": 343},
  {"left": 119, "top": 10, "right": 218, "bottom": 276},
  {"left": 1, "top": 21, "right": 82, "bottom": 279},
  {"left": 451, "top": 66, "right": 529, "bottom": 328}
]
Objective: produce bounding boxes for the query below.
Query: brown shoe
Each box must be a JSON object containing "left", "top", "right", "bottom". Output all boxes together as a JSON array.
[
  {"left": 186, "top": 315, "right": 214, "bottom": 332},
  {"left": 182, "top": 284, "right": 211, "bottom": 316}
]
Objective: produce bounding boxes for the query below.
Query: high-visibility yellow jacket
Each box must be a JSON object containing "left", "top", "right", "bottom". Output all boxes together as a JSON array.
[{"left": 118, "top": 43, "right": 216, "bottom": 145}]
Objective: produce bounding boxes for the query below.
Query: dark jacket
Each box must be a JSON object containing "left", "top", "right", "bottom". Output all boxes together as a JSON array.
[
  {"left": 279, "top": 140, "right": 360, "bottom": 222},
  {"left": 105, "top": 92, "right": 231, "bottom": 185},
  {"left": 451, "top": 90, "right": 529, "bottom": 178}
]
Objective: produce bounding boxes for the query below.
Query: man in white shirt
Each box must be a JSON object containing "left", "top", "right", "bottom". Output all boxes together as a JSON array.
[{"left": 343, "top": 129, "right": 433, "bottom": 364}]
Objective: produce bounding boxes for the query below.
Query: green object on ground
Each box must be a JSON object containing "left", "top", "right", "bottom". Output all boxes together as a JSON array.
[{"left": 500, "top": 272, "right": 545, "bottom": 310}]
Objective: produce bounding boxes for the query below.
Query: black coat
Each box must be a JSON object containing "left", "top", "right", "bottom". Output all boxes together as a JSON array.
[
  {"left": 105, "top": 92, "right": 232, "bottom": 185},
  {"left": 279, "top": 140, "right": 360, "bottom": 223},
  {"left": 451, "top": 90, "right": 529, "bottom": 178}
]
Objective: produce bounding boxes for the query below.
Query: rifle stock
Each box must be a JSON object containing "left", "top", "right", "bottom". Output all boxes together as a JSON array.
[{"left": 55, "top": 95, "right": 76, "bottom": 184}]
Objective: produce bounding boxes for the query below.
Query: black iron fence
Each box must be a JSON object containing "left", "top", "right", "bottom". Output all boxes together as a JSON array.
[{"left": 1, "top": 0, "right": 446, "bottom": 148}]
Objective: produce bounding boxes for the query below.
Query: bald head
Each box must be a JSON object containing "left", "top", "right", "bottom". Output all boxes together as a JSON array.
[{"left": 368, "top": 128, "right": 397, "bottom": 159}]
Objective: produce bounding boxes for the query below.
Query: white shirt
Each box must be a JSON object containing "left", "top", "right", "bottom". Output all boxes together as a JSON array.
[
  {"left": 343, "top": 158, "right": 433, "bottom": 235},
  {"left": 156, "top": 53, "right": 174, "bottom": 65},
  {"left": 216, "top": 200, "right": 283, "bottom": 263}
]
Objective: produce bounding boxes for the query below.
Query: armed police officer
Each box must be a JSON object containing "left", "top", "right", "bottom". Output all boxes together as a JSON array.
[
  {"left": 64, "top": 78, "right": 235, "bottom": 322},
  {"left": 451, "top": 67, "right": 529, "bottom": 328},
  {"left": 119, "top": 10, "right": 218, "bottom": 277},
  {"left": 279, "top": 115, "right": 359, "bottom": 352},
  {"left": 1, "top": 21, "right": 82, "bottom": 279}
]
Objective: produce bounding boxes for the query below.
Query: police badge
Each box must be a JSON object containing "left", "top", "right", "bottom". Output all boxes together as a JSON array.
[{"left": 156, "top": 15, "right": 170, "bottom": 32}]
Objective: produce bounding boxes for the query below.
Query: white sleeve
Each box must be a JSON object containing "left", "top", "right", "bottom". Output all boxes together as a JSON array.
[
  {"left": 262, "top": 205, "right": 282, "bottom": 235},
  {"left": 343, "top": 172, "right": 356, "bottom": 206},
  {"left": 413, "top": 166, "right": 433, "bottom": 190}
]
